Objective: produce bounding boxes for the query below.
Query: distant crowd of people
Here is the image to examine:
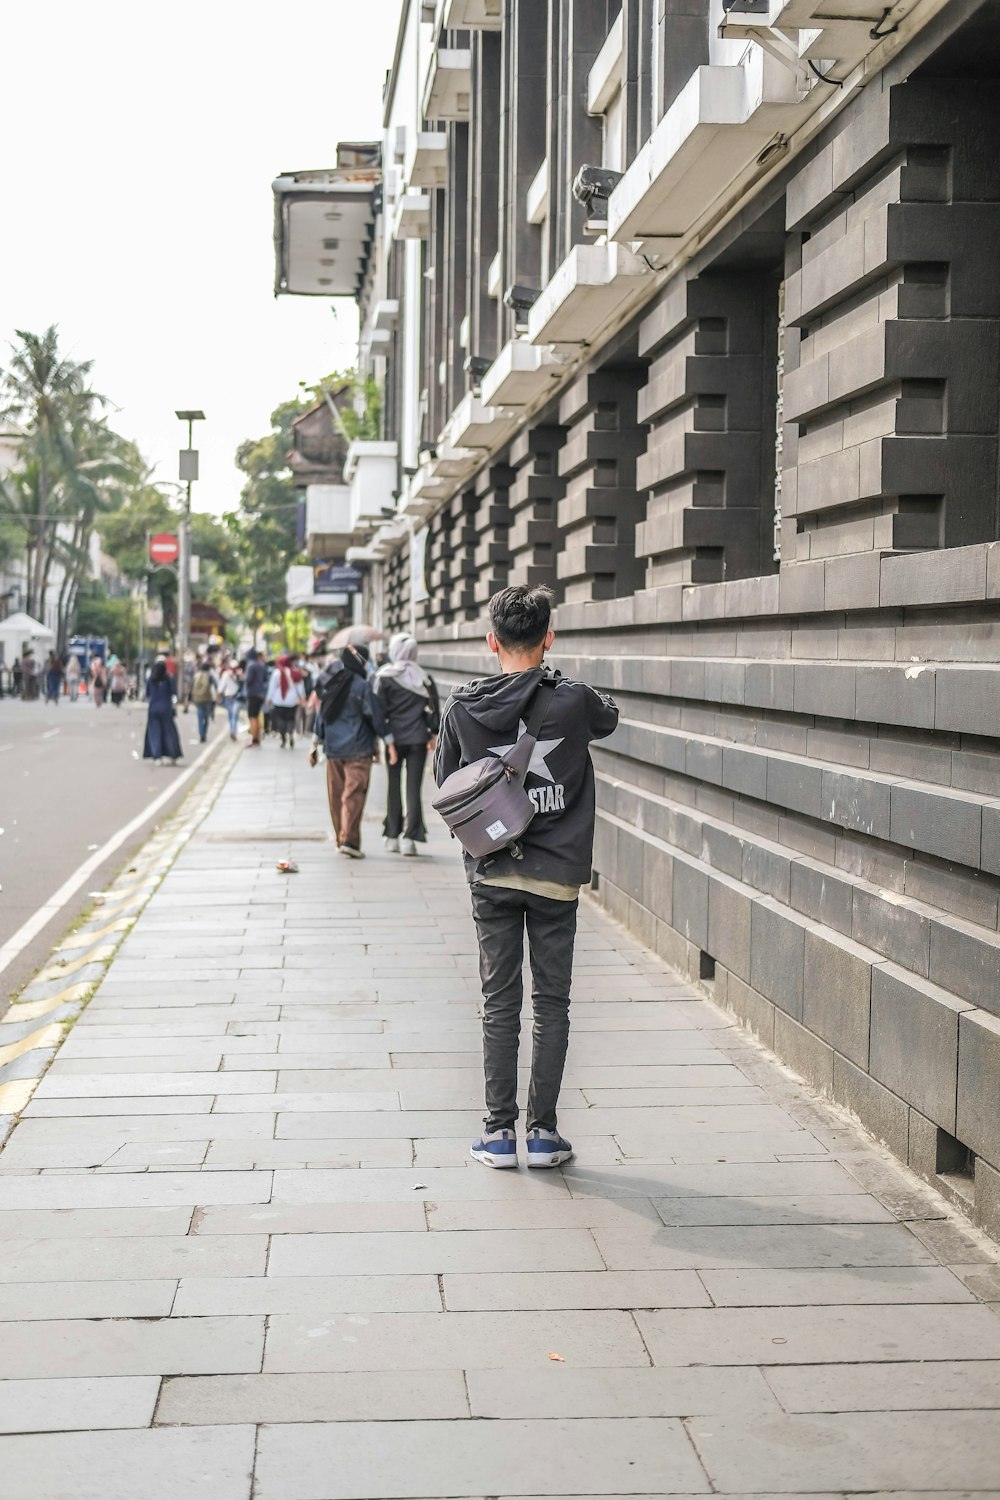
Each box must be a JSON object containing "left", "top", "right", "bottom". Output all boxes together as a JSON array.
[
  {"left": 2, "top": 648, "right": 132, "bottom": 706},
  {"left": 137, "top": 635, "right": 442, "bottom": 859}
]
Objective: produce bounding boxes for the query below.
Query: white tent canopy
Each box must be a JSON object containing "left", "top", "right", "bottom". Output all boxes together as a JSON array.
[{"left": 0, "top": 611, "right": 55, "bottom": 646}]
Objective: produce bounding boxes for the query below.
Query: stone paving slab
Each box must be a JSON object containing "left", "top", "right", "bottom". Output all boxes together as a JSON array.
[
  {"left": 0, "top": 1315, "right": 264, "bottom": 1379},
  {"left": 173, "top": 1273, "right": 442, "bottom": 1316},
  {"left": 0, "top": 1376, "right": 159, "bottom": 1434},
  {"left": 686, "top": 1410, "right": 1000, "bottom": 1492},
  {"left": 0, "top": 1233, "right": 267, "bottom": 1282},
  {"left": 0, "top": 1426, "right": 256, "bottom": 1500},
  {"left": 1, "top": 747, "right": 1000, "bottom": 1497},
  {"left": 253, "top": 1417, "right": 710, "bottom": 1498},
  {"left": 262, "top": 1307, "right": 648, "bottom": 1372},
  {"left": 158, "top": 1370, "right": 470, "bottom": 1424}
]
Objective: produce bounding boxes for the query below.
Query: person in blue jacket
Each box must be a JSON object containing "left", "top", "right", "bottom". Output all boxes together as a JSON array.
[
  {"left": 143, "top": 657, "right": 183, "bottom": 766},
  {"left": 309, "top": 644, "right": 393, "bottom": 859}
]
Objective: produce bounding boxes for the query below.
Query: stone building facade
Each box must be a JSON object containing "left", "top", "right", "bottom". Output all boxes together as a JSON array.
[{"left": 281, "top": 0, "right": 1000, "bottom": 1236}]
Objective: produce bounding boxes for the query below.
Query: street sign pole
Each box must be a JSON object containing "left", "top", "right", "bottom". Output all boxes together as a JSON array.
[
  {"left": 175, "top": 411, "right": 204, "bottom": 659},
  {"left": 177, "top": 512, "right": 190, "bottom": 657}
]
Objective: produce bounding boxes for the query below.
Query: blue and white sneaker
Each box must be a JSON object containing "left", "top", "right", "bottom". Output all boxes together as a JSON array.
[
  {"left": 470, "top": 1128, "right": 518, "bottom": 1167},
  {"left": 526, "top": 1128, "right": 573, "bottom": 1168}
]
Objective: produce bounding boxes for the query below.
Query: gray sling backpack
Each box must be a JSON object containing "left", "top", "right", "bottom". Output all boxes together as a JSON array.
[{"left": 432, "top": 677, "right": 557, "bottom": 860}]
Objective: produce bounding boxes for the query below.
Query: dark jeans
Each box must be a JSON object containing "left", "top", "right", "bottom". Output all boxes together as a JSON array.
[
  {"left": 385, "top": 743, "right": 427, "bottom": 840},
  {"left": 471, "top": 883, "right": 579, "bottom": 1133},
  {"left": 195, "top": 702, "right": 211, "bottom": 741}
]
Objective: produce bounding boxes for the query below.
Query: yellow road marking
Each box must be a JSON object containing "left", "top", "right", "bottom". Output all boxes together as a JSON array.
[
  {"left": 95, "top": 879, "right": 158, "bottom": 916},
  {"left": 0, "top": 1078, "right": 38, "bottom": 1115},
  {"left": 2, "top": 985, "right": 93, "bottom": 1023},
  {"left": 0, "top": 1025, "right": 64, "bottom": 1069},
  {"left": 35, "top": 945, "right": 116, "bottom": 984},
  {"left": 58, "top": 917, "right": 133, "bottom": 952}
]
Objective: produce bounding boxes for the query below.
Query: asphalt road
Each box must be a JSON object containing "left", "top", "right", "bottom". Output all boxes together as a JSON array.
[{"left": 0, "top": 691, "right": 230, "bottom": 1007}]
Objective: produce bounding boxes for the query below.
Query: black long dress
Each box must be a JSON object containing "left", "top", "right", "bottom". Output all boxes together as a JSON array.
[{"left": 143, "top": 675, "right": 183, "bottom": 760}]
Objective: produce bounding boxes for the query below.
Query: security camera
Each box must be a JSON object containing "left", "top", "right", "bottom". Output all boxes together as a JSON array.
[
  {"left": 503, "top": 284, "right": 541, "bottom": 313},
  {"left": 572, "top": 164, "right": 623, "bottom": 234},
  {"left": 503, "top": 284, "right": 541, "bottom": 333},
  {"left": 572, "top": 165, "right": 623, "bottom": 210},
  {"left": 464, "top": 354, "right": 491, "bottom": 388}
]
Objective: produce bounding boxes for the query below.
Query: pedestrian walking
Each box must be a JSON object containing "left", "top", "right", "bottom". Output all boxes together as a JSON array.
[
  {"left": 11, "top": 657, "right": 23, "bottom": 698},
  {"left": 191, "top": 658, "right": 216, "bottom": 743},
  {"left": 374, "top": 632, "right": 440, "bottom": 856},
  {"left": 64, "top": 652, "right": 81, "bottom": 702},
  {"left": 43, "top": 651, "right": 64, "bottom": 705},
  {"left": 266, "top": 654, "right": 304, "bottom": 748},
  {"left": 310, "top": 644, "right": 393, "bottom": 859},
  {"left": 244, "top": 648, "right": 267, "bottom": 748},
  {"left": 142, "top": 657, "right": 183, "bottom": 766},
  {"left": 434, "top": 585, "right": 618, "bottom": 1170},
  {"left": 296, "top": 657, "right": 315, "bottom": 738},
  {"left": 90, "top": 655, "right": 107, "bottom": 708},
  {"left": 218, "top": 657, "right": 242, "bottom": 740},
  {"left": 21, "top": 651, "right": 38, "bottom": 700},
  {"left": 109, "top": 657, "right": 128, "bottom": 707},
  {"left": 180, "top": 654, "right": 195, "bottom": 715}
]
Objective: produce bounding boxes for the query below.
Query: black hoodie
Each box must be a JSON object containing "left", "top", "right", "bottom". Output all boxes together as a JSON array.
[{"left": 434, "top": 666, "right": 619, "bottom": 887}]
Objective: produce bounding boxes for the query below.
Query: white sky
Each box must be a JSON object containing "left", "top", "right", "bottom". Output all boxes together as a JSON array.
[{"left": 2, "top": 0, "right": 400, "bottom": 516}]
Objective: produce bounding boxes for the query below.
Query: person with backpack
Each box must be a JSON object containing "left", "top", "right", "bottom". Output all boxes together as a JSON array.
[
  {"left": 244, "top": 648, "right": 268, "bottom": 748},
  {"left": 309, "top": 644, "right": 393, "bottom": 859},
  {"left": 374, "top": 633, "right": 440, "bottom": 856},
  {"left": 217, "top": 656, "right": 242, "bottom": 740},
  {"left": 266, "top": 653, "right": 304, "bottom": 749},
  {"left": 191, "top": 658, "right": 216, "bottom": 743},
  {"left": 433, "top": 585, "right": 618, "bottom": 1169}
]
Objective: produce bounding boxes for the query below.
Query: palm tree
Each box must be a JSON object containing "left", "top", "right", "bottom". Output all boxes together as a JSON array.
[
  {"left": 49, "top": 421, "right": 142, "bottom": 646},
  {"left": 0, "top": 326, "right": 104, "bottom": 618}
]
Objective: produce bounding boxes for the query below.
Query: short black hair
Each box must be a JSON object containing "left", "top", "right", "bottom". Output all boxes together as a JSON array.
[{"left": 488, "top": 585, "right": 554, "bottom": 649}]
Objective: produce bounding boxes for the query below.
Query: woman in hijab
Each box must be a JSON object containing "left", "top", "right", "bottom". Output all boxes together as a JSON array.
[
  {"left": 143, "top": 657, "right": 183, "bottom": 766},
  {"left": 374, "top": 633, "right": 440, "bottom": 856},
  {"left": 266, "top": 653, "right": 304, "bottom": 749},
  {"left": 309, "top": 645, "right": 393, "bottom": 859}
]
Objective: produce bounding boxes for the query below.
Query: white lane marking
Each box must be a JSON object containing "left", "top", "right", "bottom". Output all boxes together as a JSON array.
[
  {"left": 0, "top": 744, "right": 13, "bottom": 753},
  {"left": 40, "top": 728, "right": 61, "bottom": 741},
  {"left": 0, "top": 735, "right": 228, "bottom": 982}
]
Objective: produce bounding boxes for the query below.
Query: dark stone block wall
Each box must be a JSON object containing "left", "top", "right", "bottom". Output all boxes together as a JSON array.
[
  {"left": 507, "top": 425, "right": 566, "bottom": 596},
  {"left": 781, "top": 77, "right": 1000, "bottom": 578},
  {"left": 636, "top": 270, "right": 778, "bottom": 587},
  {"left": 556, "top": 370, "right": 648, "bottom": 603}
]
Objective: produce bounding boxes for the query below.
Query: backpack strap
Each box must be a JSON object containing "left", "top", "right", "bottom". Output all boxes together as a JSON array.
[{"left": 503, "top": 676, "right": 557, "bottom": 776}]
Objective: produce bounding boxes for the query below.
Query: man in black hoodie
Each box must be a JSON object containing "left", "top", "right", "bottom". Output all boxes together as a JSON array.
[{"left": 434, "top": 585, "right": 619, "bottom": 1169}]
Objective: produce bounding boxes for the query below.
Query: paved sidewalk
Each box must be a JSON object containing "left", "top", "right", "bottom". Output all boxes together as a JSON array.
[{"left": 1, "top": 746, "right": 999, "bottom": 1499}]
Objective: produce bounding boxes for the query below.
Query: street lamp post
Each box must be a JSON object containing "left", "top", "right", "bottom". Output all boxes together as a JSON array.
[{"left": 174, "top": 410, "right": 205, "bottom": 658}]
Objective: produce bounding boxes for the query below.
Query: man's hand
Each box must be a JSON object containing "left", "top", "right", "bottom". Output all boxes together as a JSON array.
[
  {"left": 427, "top": 735, "right": 437, "bottom": 753},
  {"left": 387, "top": 743, "right": 399, "bottom": 766},
  {"left": 308, "top": 746, "right": 318, "bottom": 768}
]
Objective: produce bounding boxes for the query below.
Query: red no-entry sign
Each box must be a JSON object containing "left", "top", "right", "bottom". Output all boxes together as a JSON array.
[{"left": 149, "top": 532, "right": 179, "bottom": 566}]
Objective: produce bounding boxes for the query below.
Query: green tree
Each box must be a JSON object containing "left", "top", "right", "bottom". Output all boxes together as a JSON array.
[
  {"left": 96, "top": 482, "right": 180, "bottom": 634},
  {"left": 73, "top": 586, "right": 140, "bottom": 660},
  {"left": 0, "top": 327, "right": 105, "bottom": 620},
  {"left": 231, "top": 395, "right": 309, "bottom": 622}
]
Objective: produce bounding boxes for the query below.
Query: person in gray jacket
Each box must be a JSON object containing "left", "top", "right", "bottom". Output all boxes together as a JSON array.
[
  {"left": 374, "top": 634, "right": 440, "bottom": 856},
  {"left": 434, "top": 585, "right": 618, "bottom": 1169},
  {"left": 310, "top": 645, "right": 393, "bottom": 859}
]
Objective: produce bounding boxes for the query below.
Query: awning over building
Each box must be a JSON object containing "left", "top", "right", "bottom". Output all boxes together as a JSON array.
[{"left": 272, "top": 144, "right": 381, "bottom": 298}]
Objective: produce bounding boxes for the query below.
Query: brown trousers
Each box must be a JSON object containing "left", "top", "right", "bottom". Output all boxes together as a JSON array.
[{"left": 326, "top": 756, "right": 372, "bottom": 850}]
